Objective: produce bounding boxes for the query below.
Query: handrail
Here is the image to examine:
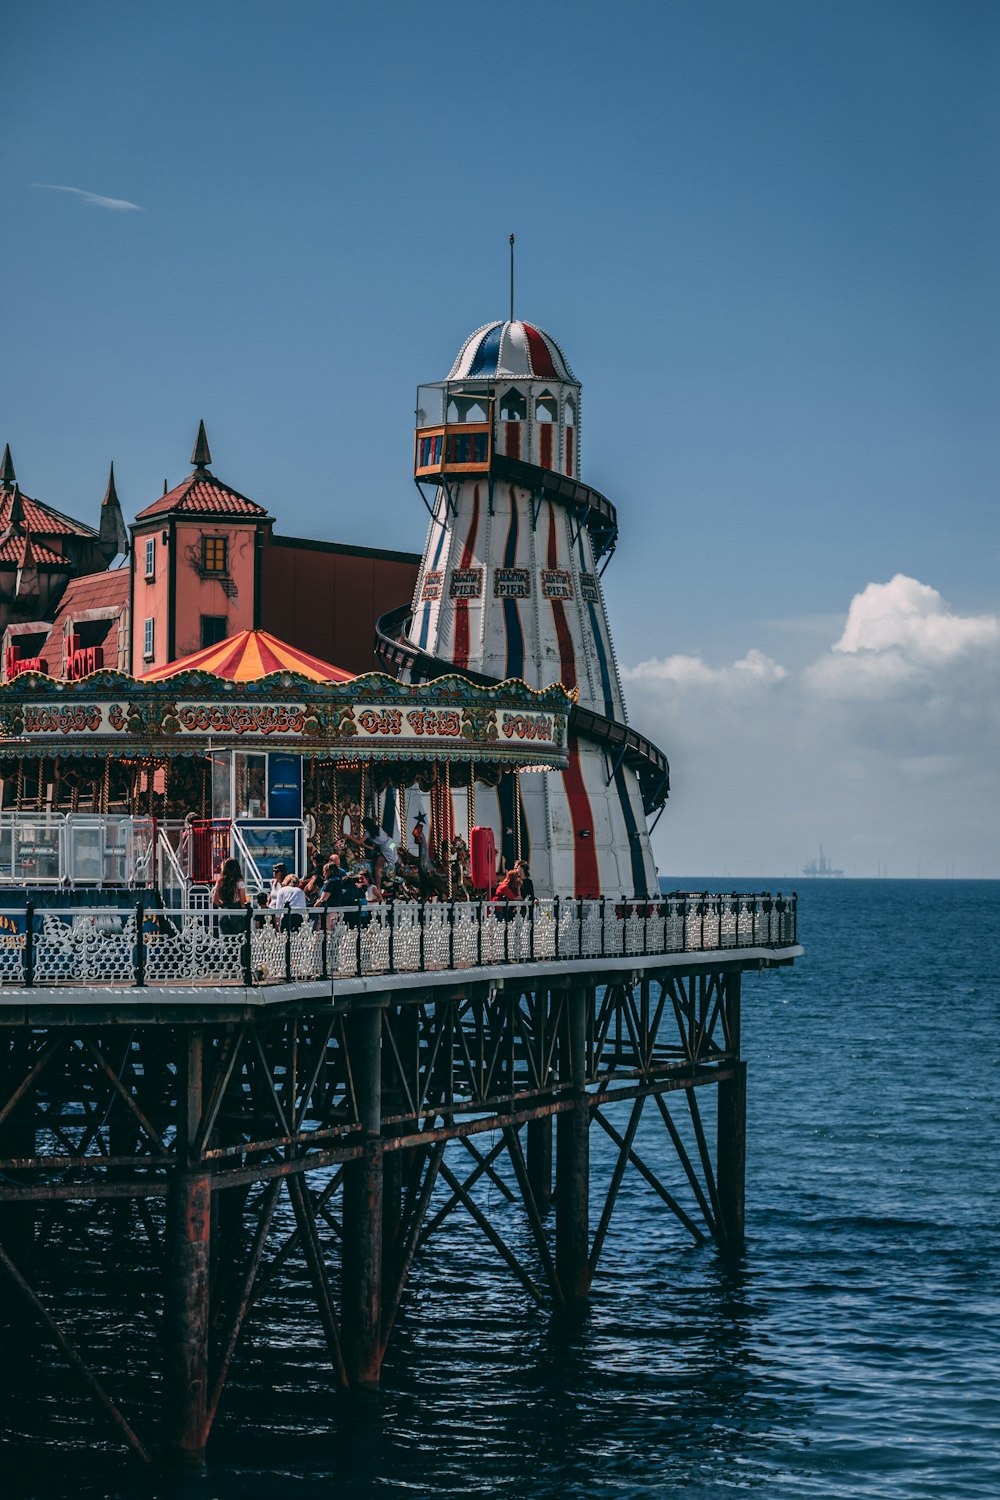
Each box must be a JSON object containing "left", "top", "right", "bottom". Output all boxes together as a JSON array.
[
  {"left": 0, "top": 892, "right": 798, "bottom": 990},
  {"left": 229, "top": 822, "right": 266, "bottom": 891},
  {"left": 157, "top": 828, "right": 188, "bottom": 897}
]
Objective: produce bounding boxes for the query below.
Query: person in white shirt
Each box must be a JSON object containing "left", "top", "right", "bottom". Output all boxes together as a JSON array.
[
  {"left": 268, "top": 862, "right": 289, "bottom": 909},
  {"left": 274, "top": 874, "right": 307, "bottom": 930}
]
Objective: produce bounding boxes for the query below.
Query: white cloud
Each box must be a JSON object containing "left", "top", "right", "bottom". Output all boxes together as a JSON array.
[
  {"left": 621, "top": 574, "right": 1000, "bottom": 877},
  {"left": 805, "top": 575, "right": 999, "bottom": 698},
  {"left": 833, "top": 574, "right": 998, "bottom": 660},
  {"left": 32, "top": 183, "right": 143, "bottom": 212},
  {"left": 623, "top": 646, "right": 787, "bottom": 689}
]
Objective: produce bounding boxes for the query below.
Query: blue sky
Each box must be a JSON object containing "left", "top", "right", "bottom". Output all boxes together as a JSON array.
[{"left": 2, "top": 0, "right": 998, "bottom": 876}]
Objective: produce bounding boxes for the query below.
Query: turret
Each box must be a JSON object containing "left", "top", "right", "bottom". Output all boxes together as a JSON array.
[{"left": 415, "top": 321, "right": 580, "bottom": 483}]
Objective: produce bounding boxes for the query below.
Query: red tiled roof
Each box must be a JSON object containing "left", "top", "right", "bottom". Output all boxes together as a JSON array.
[
  {"left": 0, "top": 535, "right": 69, "bottom": 566},
  {"left": 38, "top": 568, "right": 130, "bottom": 670},
  {"left": 0, "top": 488, "right": 97, "bottom": 538},
  {"left": 134, "top": 472, "right": 270, "bottom": 522},
  {"left": 49, "top": 568, "right": 130, "bottom": 613}
]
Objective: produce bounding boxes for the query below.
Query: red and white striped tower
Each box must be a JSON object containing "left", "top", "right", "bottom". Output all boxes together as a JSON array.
[{"left": 390, "top": 318, "right": 668, "bottom": 898}]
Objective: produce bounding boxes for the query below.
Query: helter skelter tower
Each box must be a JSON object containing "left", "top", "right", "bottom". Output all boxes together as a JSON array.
[{"left": 377, "top": 312, "right": 670, "bottom": 899}]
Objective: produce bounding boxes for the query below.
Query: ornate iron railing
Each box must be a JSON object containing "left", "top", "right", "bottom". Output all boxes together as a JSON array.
[{"left": 0, "top": 892, "right": 797, "bottom": 989}]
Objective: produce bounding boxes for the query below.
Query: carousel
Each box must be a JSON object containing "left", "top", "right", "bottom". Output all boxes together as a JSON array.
[{"left": 0, "top": 628, "right": 572, "bottom": 899}]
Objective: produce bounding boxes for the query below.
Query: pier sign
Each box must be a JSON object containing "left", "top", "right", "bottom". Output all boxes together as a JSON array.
[
  {"left": 494, "top": 568, "right": 530, "bottom": 598},
  {"left": 449, "top": 568, "right": 483, "bottom": 599},
  {"left": 541, "top": 569, "right": 573, "bottom": 600}
]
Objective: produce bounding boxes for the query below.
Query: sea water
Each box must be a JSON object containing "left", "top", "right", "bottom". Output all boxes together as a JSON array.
[{"left": 4, "top": 880, "right": 999, "bottom": 1499}]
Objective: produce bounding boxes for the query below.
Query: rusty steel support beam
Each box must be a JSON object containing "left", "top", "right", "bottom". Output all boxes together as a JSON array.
[
  {"left": 717, "top": 972, "right": 745, "bottom": 1250},
  {"left": 716, "top": 1061, "right": 746, "bottom": 1251},
  {"left": 341, "top": 1003, "right": 383, "bottom": 1390},
  {"left": 163, "top": 1028, "right": 211, "bottom": 1469},
  {"left": 526, "top": 1117, "right": 553, "bottom": 1211},
  {"left": 556, "top": 983, "right": 590, "bottom": 1306},
  {"left": 0, "top": 1240, "right": 152, "bottom": 1462}
]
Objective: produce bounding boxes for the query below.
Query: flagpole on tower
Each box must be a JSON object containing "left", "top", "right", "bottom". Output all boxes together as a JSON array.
[{"left": 509, "top": 233, "right": 515, "bottom": 322}]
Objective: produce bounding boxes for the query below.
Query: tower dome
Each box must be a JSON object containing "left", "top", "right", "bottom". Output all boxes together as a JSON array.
[{"left": 448, "top": 321, "right": 577, "bottom": 383}]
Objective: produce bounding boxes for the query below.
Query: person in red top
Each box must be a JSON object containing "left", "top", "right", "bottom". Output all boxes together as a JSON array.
[{"left": 493, "top": 865, "right": 523, "bottom": 908}]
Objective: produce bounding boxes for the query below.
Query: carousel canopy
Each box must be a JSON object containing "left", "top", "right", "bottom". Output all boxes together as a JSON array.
[{"left": 143, "top": 629, "right": 355, "bottom": 684}]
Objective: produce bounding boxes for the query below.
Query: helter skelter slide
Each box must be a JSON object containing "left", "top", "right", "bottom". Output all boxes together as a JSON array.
[{"left": 377, "top": 315, "right": 670, "bottom": 899}]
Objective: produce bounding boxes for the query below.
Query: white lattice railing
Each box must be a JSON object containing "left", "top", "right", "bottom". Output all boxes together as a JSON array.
[{"left": 0, "top": 894, "right": 798, "bottom": 989}]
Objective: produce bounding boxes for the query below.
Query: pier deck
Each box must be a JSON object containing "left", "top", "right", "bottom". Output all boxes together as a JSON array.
[{"left": 0, "top": 892, "right": 798, "bottom": 1468}]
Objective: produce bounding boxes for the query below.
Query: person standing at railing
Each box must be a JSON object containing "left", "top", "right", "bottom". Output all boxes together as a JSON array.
[
  {"left": 267, "top": 862, "right": 289, "bottom": 908},
  {"left": 344, "top": 872, "right": 370, "bottom": 931},
  {"left": 274, "top": 874, "right": 307, "bottom": 932},
  {"left": 313, "top": 856, "right": 344, "bottom": 912},
  {"left": 492, "top": 865, "right": 523, "bottom": 921},
  {"left": 212, "top": 859, "right": 248, "bottom": 935}
]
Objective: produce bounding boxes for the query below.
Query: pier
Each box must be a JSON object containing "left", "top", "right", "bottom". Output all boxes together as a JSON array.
[{"left": 0, "top": 891, "right": 798, "bottom": 1465}]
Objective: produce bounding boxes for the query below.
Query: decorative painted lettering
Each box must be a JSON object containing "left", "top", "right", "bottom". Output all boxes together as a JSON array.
[
  {"left": 494, "top": 567, "right": 530, "bottom": 598},
  {"left": 357, "top": 709, "right": 403, "bottom": 735},
  {"left": 406, "top": 708, "right": 462, "bottom": 737},
  {"left": 449, "top": 567, "right": 483, "bottom": 599},
  {"left": 501, "top": 712, "right": 554, "bottom": 741},
  {"left": 177, "top": 704, "right": 306, "bottom": 736},
  {"left": 541, "top": 568, "right": 573, "bottom": 600}
]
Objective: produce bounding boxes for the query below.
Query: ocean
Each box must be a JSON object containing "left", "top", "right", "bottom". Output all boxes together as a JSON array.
[{"left": 4, "top": 879, "right": 999, "bottom": 1499}]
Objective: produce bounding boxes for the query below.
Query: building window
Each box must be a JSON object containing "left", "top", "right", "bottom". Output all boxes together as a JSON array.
[
  {"left": 202, "top": 535, "right": 228, "bottom": 574},
  {"left": 200, "top": 615, "right": 228, "bottom": 648},
  {"left": 143, "top": 617, "right": 155, "bottom": 660},
  {"left": 144, "top": 537, "right": 156, "bottom": 579}
]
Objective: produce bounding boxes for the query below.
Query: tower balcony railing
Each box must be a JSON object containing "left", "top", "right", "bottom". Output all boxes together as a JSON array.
[{"left": 0, "top": 892, "right": 798, "bottom": 991}]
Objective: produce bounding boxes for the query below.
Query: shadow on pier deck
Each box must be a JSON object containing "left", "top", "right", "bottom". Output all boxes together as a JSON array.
[{"left": 0, "top": 894, "right": 800, "bottom": 1468}]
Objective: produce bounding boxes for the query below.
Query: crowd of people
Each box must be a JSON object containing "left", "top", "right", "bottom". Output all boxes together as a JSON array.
[{"left": 211, "top": 814, "right": 535, "bottom": 929}]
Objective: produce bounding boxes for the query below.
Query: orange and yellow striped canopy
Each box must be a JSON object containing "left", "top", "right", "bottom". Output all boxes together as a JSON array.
[{"left": 143, "top": 629, "right": 355, "bottom": 683}]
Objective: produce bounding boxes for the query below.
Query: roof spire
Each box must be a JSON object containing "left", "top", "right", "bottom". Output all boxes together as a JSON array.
[
  {"left": 509, "top": 232, "right": 515, "bottom": 323},
  {"left": 99, "top": 461, "right": 129, "bottom": 561},
  {"left": 102, "top": 460, "right": 119, "bottom": 510},
  {"left": 191, "top": 420, "right": 212, "bottom": 472},
  {"left": 6, "top": 482, "right": 25, "bottom": 534},
  {"left": 15, "top": 529, "right": 39, "bottom": 601},
  {"left": 0, "top": 444, "right": 15, "bottom": 489}
]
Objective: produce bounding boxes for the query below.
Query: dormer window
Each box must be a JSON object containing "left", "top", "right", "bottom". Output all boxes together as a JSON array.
[
  {"left": 500, "top": 389, "right": 527, "bottom": 461},
  {"left": 144, "top": 537, "right": 156, "bottom": 580},
  {"left": 500, "top": 390, "right": 527, "bottom": 422},
  {"left": 535, "top": 390, "right": 558, "bottom": 470},
  {"left": 565, "top": 395, "right": 576, "bottom": 477},
  {"left": 202, "top": 535, "right": 228, "bottom": 574}
]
